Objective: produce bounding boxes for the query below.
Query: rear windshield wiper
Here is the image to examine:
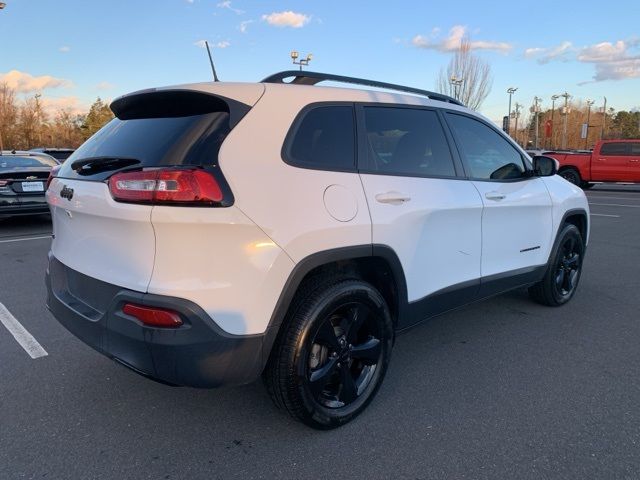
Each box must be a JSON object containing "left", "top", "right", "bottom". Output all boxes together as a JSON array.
[{"left": 71, "top": 157, "right": 141, "bottom": 175}]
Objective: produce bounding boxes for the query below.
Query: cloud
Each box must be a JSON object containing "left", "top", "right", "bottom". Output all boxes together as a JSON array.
[
  {"left": 194, "top": 39, "right": 230, "bottom": 49},
  {"left": 217, "top": 1, "right": 244, "bottom": 15},
  {"left": 96, "top": 81, "right": 114, "bottom": 90},
  {"left": 412, "top": 25, "right": 512, "bottom": 53},
  {"left": 577, "top": 40, "right": 640, "bottom": 83},
  {"left": 239, "top": 19, "right": 253, "bottom": 33},
  {"left": 185, "top": 0, "right": 194, "bottom": 3},
  {"left": 0, "top": 70, "right": 72, "bottom": 93},
  {"left": 262, "top": 11, "right": 310, "bottom": 28},
  {"left": 40, "top": 96, "right": 86, "bottom": 116},
  {"left": 523, "top": 41, "right": 573, "bottom": 64},
  {"left": 59, "top": 46, "right": 70, "bottom": 53}
]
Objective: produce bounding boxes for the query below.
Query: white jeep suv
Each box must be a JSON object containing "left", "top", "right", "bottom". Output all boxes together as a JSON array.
[{"left": 46, "top": 71, "right": 589, "bottom": 429}]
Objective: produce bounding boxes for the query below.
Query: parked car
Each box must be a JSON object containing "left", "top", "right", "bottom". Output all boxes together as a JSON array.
[
  {"left": 0, "top": 150, "right": 58, "bottom": 217},
  {"left": 29, "top": 147, "right": 75, "bottom": 162},
  {"left": 45, "top": 71, "right": 590, "bottom": 429},
  {"left": 546, "top": 139, "right": 640, "bottom": 188}
]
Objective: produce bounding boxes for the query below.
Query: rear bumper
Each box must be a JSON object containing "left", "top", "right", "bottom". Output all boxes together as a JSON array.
[
  {"left": 45, "top": 254, "right": 267, "bottom": 388},
  {"left": 0, "top": 198, "right": 49, "bottom": 217}
]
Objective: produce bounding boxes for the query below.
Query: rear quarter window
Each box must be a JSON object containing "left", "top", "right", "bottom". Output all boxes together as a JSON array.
[{"left": 285, "top": 105, "right": 356, "bottom": 171}]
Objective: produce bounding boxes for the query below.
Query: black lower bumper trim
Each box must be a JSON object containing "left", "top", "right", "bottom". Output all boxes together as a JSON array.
[{"left": 45, "top": 254, "right": 269, "bottom": 388}]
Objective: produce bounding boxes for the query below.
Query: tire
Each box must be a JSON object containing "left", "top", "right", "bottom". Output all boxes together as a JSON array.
[
  {"left": 529, "top": 224, "right": 585, "bottom": 306},
  {"left": 264, "top": 277, "right": 394, "bottom": 429},
  {"left": 581, "top": 182, "right": 595, "bottom": 190},
  {"left": 559, "top": 167, "right": 581, "bottom": 186}
]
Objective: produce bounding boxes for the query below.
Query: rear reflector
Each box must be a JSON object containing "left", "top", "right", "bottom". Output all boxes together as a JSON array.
[
  {"left": 109, "top": 168, "right": 223, "bottom": 205},
  {"left": 123, "top": 303, "right": 183, "bottom": 328}
]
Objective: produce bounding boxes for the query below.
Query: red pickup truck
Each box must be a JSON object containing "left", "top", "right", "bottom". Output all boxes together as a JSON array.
[{"left": 545, "top": 139, "right": 640, "bottom": 188}]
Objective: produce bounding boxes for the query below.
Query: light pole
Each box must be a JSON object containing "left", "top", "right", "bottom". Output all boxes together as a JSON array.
[
  {"left": 600, "top": 97, "right": 607, "bottom": 141},
  {"left": 550, "top": 94, "right": 560, "bottom": 149},
  {"left": 584, "top": 99, "right": 595, "bottom": 149},
  {"left": 531, "top": 96, "right": 542, "bottom": 149},
  {"left": 512, "top": 102, "right": 522, "bottom": 146},
  {"left": 0, "top": 3, "right": 6, "bottom": 9},
  {"left": 507, "top": 87, "right": 518, "bottom": 136},
  {"left": 450, "top": 75, "right": 463, "bottom": 101},
  {"left": 560, "top": 92, "right": 571, "bottom": 150},
  {"left": 291, "top": 51, "right": 312, "bottom": 71}
]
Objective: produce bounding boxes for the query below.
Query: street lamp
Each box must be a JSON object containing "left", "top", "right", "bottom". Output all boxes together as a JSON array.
[
  {"left": 291, "top": 51, "right": 312, "bottom": 71},
  {"left": 560, "top": 92, "right": 571, "bottom": 150},
  {"left": 585, "top": 99, "right": 595, "bottom": 149},
  {"left": 530, "top": 96, "right": 542, "bottom": 149},
  {"left": 506, "top": 87, "right": 518, "bottom": 136},
  {"left": 0, "top": 3, "right": 6, "bottom": 9},
  {"left": 450, "top": 75, "right": 463, "bottom": 101},
  {"left": 550, "top": 94, "right": 560, "bottom": 149}
]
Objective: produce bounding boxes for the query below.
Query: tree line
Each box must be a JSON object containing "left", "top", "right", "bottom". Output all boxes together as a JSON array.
[
  {"left": 518, "top": 103, "right": 640, "bottom": 150},
  {"left": 0, "top": 83, "right": 114, "bottom": 151}
]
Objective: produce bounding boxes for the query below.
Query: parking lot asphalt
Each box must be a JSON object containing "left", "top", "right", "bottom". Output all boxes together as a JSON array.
[{"left": 1, "top": 185, "right": 640, "bottom": 480}]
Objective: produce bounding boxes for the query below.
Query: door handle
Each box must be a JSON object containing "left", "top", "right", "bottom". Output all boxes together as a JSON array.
[
  {"left": 375, "top": 192, "right": 411, "bottom": 205},
  {"left": 630, "top": 159, "right": 639, "bottom": 163},
  {"left": 597, "top": 158, "right": 606, "bottom": 162},
  {"left": 485, "top": 192, "right": 506, "bottom": 201}
]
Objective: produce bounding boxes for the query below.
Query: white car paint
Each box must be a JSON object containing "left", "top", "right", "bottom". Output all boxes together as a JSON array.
[
  {"left": 47, "top": 178, "right": 156, "bottom": 293},
  {"left": 47, "top": 80, "right": 589, "bottom": 338}
]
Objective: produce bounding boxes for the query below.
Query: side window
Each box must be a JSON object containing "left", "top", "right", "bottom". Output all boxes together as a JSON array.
[
  {"left": 362, "top": 107, "right": 456, "bottom": 177},
  {"left": 287, "top": 105, "right": 355, "bottom": 170},
  {"left": 630, "top": 142, "right": 640, "bottom": 155},
  {"left": 447, "top": 113, "right": 526, "bottom": 180},
  {"left": 600, "top": 142, "right": 629, "bottom": 155}
]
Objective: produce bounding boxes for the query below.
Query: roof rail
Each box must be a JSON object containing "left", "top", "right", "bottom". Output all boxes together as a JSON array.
[{"left": 261, "top": 70, "right": 464, "bottom": 106}]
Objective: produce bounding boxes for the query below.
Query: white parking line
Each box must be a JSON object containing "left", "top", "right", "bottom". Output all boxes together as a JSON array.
[
  {"left": 0, "top": 235, "right": 51, "bottom": 244},
  {"left": 590, "top": 213, "right": 621, "bottom": 218},
  {"left": 589, "top": 203, "right": 640, "bottom": 208},
  {"left": 0, "top": 303, "right": 48, "bottom": 359},
  {"left": 586, "top": 195, "right": 640, "bottom": 201}
]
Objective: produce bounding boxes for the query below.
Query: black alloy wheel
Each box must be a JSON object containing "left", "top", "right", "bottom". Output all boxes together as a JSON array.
[
  {"left": 307, "top": 301, "right": 382, "bottom": 409},
  {"left": 529, "top": 223, "right": 585, "bottom": 306},
  {"left": 553, "top": 234, "right": 582, "bottom": 298},
  {"left": 264, "top": 278, "right": 393, "bottom": 429}
]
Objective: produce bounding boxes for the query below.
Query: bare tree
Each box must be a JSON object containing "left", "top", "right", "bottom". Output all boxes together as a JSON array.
[
  {"left": 437, "top": 39, "right": 493, "bottom": 110},
  {"left": 0, "top": 83, "right": 19, "bottom": 150}
]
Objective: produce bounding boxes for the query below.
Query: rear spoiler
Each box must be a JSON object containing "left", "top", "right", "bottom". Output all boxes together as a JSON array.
[{"left": 110, "top": 89, "right": 251, "bottom": 129}]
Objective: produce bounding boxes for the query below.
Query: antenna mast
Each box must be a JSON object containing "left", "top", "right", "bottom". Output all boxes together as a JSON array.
[{"left": 204, "top": 41, "right": 220, "bottom": 82}]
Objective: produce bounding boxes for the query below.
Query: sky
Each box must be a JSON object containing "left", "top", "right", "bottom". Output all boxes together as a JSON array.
[{"left": 1, "top": 0, "right": 639, "bottom": 125}]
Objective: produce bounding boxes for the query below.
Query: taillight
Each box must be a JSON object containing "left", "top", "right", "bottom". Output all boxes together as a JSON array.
[
  {"left": 46, "top": 165, "right": 61, "bottom": 190},
  {"left": 109, "top": 168, "right": 224, "bottom": 205},
  {"left": 122, "top": 303, "right": 183, "bottom": 328}
]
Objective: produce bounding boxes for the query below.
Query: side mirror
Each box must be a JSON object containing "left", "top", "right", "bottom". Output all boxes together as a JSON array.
[{"left": 532, "top": 155, "right": 558, "bottom": 177}]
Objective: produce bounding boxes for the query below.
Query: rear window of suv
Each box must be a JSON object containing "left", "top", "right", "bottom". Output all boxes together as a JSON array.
[{"left": 60, "top": 112, "right": 229, "bottom": 178}]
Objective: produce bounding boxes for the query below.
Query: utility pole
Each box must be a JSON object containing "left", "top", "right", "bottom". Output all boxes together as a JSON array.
[
  {"left": 550, "top": 94, "right": 559, "bottom": 149},
  {"left": 600, "top": 97, "right": 607, "bottom": 141},
  {"left": 513, "top": 102, "right": 522, "bottom": 146},
  {"left": 585, "top": 99, "right": 595, "bottom": 149},
  {"left": 560, "top": 92, "right": 571, "bottom": 150},
  {"left": 506, "top": 87, "right": 518, "bottom": 136},
  {"left": 531, "top": 96, "right": 542, "bottom": 149}
]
